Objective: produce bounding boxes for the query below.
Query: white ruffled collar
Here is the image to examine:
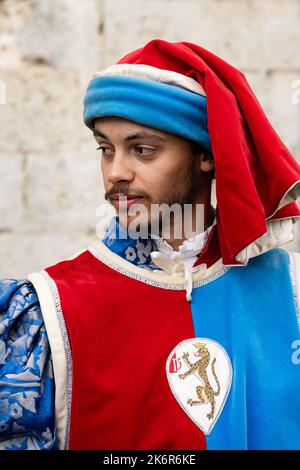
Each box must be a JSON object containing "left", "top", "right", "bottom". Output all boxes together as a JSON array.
[
  {"left": 154, "top": 217, "right": 216, "bottom": 259},
  {"left": 150, "top": 217, "right": 217, "bottom": 302}
]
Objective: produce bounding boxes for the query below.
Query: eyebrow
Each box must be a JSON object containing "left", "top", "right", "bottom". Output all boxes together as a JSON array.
[{"left": 92, "top": 129, "right": 167, "bottom": 143}]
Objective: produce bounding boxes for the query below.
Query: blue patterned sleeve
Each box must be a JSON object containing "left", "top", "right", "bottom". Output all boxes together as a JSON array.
[{"left": 0, "top": 279, "right": 57, "bottom": 450}]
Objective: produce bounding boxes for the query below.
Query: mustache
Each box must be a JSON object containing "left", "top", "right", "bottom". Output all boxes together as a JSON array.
[{"left": 105, "top": 186, "right": 150, "bottom": 200}]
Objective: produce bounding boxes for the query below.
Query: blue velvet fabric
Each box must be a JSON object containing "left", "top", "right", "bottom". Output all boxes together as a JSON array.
[
  {"left": 83, "top": 75, "right": 212, "bottom": 151},
  {"left": 190, "top": 248, "right": 300, "bottom": 449}
]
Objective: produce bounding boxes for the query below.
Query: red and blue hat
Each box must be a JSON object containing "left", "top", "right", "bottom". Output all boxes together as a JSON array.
[{"left": 83, "top": 39, "right": 300, "bottom": 266}]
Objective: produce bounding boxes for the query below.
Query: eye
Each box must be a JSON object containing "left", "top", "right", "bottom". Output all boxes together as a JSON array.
[
  {"left": 135, "top": 146, "right": 156, "bottom": 156},
  {"left": 96, "top": 146, "right": 114, "bottom": 157}
]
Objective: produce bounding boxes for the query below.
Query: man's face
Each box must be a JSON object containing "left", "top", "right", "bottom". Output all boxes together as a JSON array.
[{"left": 93, "top": 117, "right": 209, "bottom": 234}]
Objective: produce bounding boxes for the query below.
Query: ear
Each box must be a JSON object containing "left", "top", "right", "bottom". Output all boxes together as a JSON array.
[{"left": 199, "top": 151, "right": 215, "bottom": 173}]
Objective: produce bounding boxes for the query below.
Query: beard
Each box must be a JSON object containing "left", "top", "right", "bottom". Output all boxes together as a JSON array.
[
  {"left": 107, "top": 155, "right": 199, "bottom": 239},
  {"left": 146, "top": 155, "right": 198, "bottom": 238},
  {"left": 161, "top": 155, "right": 197, "bottom": 207}
]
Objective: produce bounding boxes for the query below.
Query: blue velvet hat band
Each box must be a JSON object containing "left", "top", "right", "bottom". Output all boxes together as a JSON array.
[{"left": 83, "top": 75, "right": 212, "bottom": 152}]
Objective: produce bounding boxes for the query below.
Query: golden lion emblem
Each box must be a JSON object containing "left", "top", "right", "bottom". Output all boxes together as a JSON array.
[{"left": 178, "top": 342, "right": 220, "bottom": 420}]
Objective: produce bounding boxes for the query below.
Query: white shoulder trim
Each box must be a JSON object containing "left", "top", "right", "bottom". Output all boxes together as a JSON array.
[
  {"left": 268, "top": 180, "right": 300, "bottom": 219},
  {"left": 229, "top": 179, "right": 300, "bottom": 265},
  {"left": 27, "top": 270, "right": 72, "bottom": 450},
  {"left": 93, "top": 63, "right": 206, "bottom": 96},
  {"left": 89, "top": 239, "right": 229, "bottom": 290},
  {"left": 288, "top": 251, "right": 300, "bottom": 330},
  {"left": 235, "top": 218, "right": 297, "bottom": 265}
]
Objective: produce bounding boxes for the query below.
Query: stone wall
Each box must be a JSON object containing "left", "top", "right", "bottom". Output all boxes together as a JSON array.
[{"left": 0, "top": 0, "right": 299, "bottom": 278}]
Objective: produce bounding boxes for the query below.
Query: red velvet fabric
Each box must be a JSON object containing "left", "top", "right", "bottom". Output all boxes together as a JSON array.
[
  {"left": 46, "top": 250, "right": 206, "bottom": 450},
  {"left": 194, "top": 224, "right": 221, "bottom": 268},
  {"left": 118, "top": 39, "right": 300, "bottom": 265}
]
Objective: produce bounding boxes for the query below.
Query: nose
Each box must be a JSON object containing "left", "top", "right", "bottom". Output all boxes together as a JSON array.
[{"left": 107, "top": 151, "right": 135, "bottom": 185}]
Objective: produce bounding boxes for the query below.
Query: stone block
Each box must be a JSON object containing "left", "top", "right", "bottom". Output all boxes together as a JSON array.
[
  {"left": 25, "top": 147, "right": 105, "bottom": 232},
  {"left": 0, "top": 153, "right": 24, "bottom": 231},
  {"left": 19, "top": 0, "right": 103, "bottom": 70},
  {"left": 0, "top": 65, "right": 90, "bottom": 154},
  {"left": 0, "top": 0, "right": 30, "bottom": 69},
  {"left": 0, "top": 231, "right": 93, "bottom": 278},
  {"left": 104, "top": 0, "right": 300, "bottom": 70}
]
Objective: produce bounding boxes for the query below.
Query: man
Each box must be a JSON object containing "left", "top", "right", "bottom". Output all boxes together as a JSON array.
[{"left": 1, "top": 39, "right": 300, "bottom": 450}]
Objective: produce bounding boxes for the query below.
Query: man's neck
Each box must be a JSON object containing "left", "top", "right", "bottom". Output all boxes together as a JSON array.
[{"left": 161, "top": 204, "right": 215, "bottom": 251}]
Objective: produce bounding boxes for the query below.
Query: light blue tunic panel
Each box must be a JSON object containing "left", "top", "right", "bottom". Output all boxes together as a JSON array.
[
  {"left": 190, "top": 248, "right": 300, "bottom": 450},
  {"left": 0, "top": 279, "right": 57, "bottom": 450}
]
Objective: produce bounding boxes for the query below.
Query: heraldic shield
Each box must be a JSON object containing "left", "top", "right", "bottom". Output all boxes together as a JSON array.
[{"left": 166, "top": 338, "right": 233, "bottom": 435}]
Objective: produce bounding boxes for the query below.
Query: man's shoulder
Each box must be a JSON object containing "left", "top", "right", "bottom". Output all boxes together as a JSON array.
[
  {"left": 0, "top": 278, "right": 38, "bottom": 312},
  {"left": 30, "top": 245, "right": 110, "bottom": 285},
  {"left": 237, "top": 248, "right": 300, "bottom": 296},
  {"left": 229, "top": 248, "right": 294, "bottom": 284},
  {"left": 248, "top": 247, "right": 291, "bottom": 269}
]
